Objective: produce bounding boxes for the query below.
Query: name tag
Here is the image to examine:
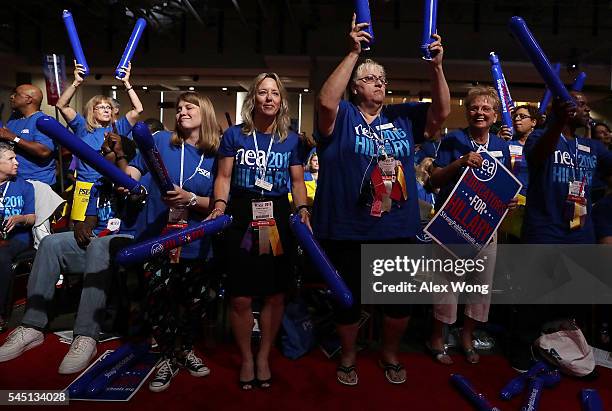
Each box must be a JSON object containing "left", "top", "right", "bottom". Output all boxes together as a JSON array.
[
  {"left": 106, "top": 218, "right": 121, "bottom": 232},
  {"left": 577, "top": 144, "right": 591, "bottom": 153},
  {"left": 255, "top": 178, "right": 273, "bottom": 192},
  {"left": 508, "top": 145, "right": 523, "bottom": 156},
  {"left": 489, "top": 150, "right": 504, "bottom": 158},
  {"left": 376, "top": 123, "right": 394, "bottom": 130},
  {"left": 252, "top": 200, "right": 274, "bottom": 221}
]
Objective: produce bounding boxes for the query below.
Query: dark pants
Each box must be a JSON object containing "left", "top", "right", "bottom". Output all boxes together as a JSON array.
[
  {"left": 320, "top": 238, "right": 414, "bottom": 325},
  {"left": 0, "top": 239, "right": 29, "bottom": 316},
  {"left": 144, "top": 260, "right": 214, "bottom": 361}
]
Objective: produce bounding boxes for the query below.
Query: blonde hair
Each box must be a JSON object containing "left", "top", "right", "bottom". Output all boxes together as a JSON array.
[
  {"left": 241, "top": 73, "right": 291, "bottom": 142},
  {"left": 305, "top": 152, "right": 318, "bottom": 173},
  {"left": 171, "top": 92, "right": 220, "bottom": 156},
  {"left": 84, "top": 95, "right": 115, "bottom": 132},
  {"left": 465, "top": 86, "right": 500, "bottom": 113}
]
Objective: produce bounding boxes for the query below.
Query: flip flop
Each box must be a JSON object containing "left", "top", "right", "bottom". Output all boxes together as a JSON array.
[
  {"left": 378, "top": 360, "right": 407, "bottom": 384},
  {"left": 336, "top": 364, "right": 358, "bottom": 386},
  {"left": 462, "top": 346, "right": 480, "bottom": 364},
  {"left": 426, "top": 342, "right": 454, "bottom": 365}
]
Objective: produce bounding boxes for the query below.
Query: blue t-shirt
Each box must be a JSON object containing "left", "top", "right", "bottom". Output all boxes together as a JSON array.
[
  {"left": 508, "top": 139, "right": 529, "bottom": 196},
  {"left": 415, "top": 139, "right": 441, "bottom": 165},
  {"left": 68, "top": 114, "right": 133, "bottom": 183},
  {"left": 84, "top": 177, "right": 147, "bottom": 237},
  {"left": 7, "top": 112, "right": 56, "bottom": 185},
  {"left": 523, "top": 130, "right": 612, "bottom": 244},
  {"left": 0, "top": 176, "right": 35, "bottom": 245},
  {"left": 593, "top": 196, "right": 612, "bottom": 242},
  {"left": 312, "top": 100, "right": 430, "bottom": 240},
  {"left": 434, "top": 128, "right": 511, "bottom": 208},
  {"left": 131, "top": 131, "right": 216, "bottom": 259},
  {"left": 218, "top": 125, "right": 302, "bottom": 197}
]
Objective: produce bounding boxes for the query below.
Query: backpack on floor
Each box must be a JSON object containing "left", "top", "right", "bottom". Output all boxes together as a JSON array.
[
  {"left": 281, "top": 299, "right": 315, "bottom": 360},
  {"left": 535, "top": 319, "right": 595, "bottom": 377}
]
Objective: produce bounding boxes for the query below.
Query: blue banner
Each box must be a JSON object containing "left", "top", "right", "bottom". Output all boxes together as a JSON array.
[
  {"left": 67, "top": 350, "right": 159, "bottom": 402},
  {"left": 424, "top": 151, "right": 522, "bottom": 258}
]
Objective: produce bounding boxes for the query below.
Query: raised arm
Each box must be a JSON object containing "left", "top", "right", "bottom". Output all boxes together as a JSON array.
[
  {"left": 117, "top": 62, "right": 144, "bottom": 125},
  {"left": 55, "top": 62, "right": 85, "bottom": 123},
  {"left": 316, "top": 14, "right": 371, "bottom": 137},
  {"left": 424, "top": 33, "right": 451, "bottom": 139},
  {"left": 528, "top": 99, "right": 574, "bottom": 167}
]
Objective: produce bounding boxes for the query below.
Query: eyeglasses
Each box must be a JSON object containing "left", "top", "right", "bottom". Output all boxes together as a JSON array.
[
  {"left": 513, "top": 113, "right": 532, "bottom": 120},
  {"left": 357, "top": 75, "right": 388, "bottom": 85},
  {"left": 94, "top": 105, "right": 113, "bottom": 112},
  {"left": 468, "top": 106, "right": 494, "bottom": 114}
]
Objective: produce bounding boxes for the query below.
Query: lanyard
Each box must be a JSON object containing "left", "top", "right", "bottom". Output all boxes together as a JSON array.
[
  {"left": 252, "top": 130, "right": 275, "bottom": 180},
  {"left": 469, "top": 132, "right": 490, "bottom": 153},
  {"left": 560, "top": 134, "right": 579, "bottom": 181},
  {"left": 433, "top": 141, "right": 441, "bottom": 158},
  {"left": 0, "top": 181, "right": 10, "bottom": 212},
  {"left": 358, "top": 111, "right": 386, "bottom": 157},
  {"left": 179, "top": 143, "right": 205, "bottom": 188}
]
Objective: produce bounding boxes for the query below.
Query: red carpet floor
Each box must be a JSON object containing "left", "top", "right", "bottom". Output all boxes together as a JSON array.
[{"left": 0, "top": 333, "right": 610, "bottom": 410}]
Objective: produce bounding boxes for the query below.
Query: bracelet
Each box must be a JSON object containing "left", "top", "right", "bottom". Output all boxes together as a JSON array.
[
  {"left": 115, "top": 155, "right": 127, "bottom": 162},
  {"left": 12, "top": 136, "right": 21, "bottom": 144},
  {"left": 214, "top": 199, "right": 228, "bottom": 206},
  {"left": 187, "top": 192, "right": 197, "bottom": 207},
  {"left": 125, "top": 86, "right": 133, "bottom": 92},
  {"left": 212, "top": 207, "right": 225, "bottom": 215},
  {"left": 72, "top": 82, "right": 80, "bottom": 88}
]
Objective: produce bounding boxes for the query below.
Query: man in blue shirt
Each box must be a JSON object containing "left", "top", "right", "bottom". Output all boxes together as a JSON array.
[
  {"left": 0, "top": 85, "right": 56, "bottom": 186},
  {"left": 0, "top": 137, "right": 146, "bottom": 374},
  {"left": 523, "top": 92, "right": 612, "bottom": 244}
]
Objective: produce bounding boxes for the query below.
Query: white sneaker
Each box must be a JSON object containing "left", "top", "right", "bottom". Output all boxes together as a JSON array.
[
  {"left": 58, "top": 335, "right": 97, "bottom": 374},
  {"left": 0, "top": 326, "right": 44, "bottom": 362},
  {"left": 149, "top": 359, "right": 180, "bottom": 392}
]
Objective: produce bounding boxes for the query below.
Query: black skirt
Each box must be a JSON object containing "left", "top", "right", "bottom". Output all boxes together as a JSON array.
[{"left": 224, "top": 192, "right": 294, "bottom": 297}]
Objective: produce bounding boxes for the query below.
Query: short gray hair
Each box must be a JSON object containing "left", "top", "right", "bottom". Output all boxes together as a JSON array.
[
  {"left": 0, "top": 142, "right": 15, "bottom": 156},
  {"left": 351, "top": 59, "right": 386, "bottom": 83}
]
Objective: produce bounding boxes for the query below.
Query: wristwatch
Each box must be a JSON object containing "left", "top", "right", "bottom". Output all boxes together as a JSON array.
[{"left": 12, "top": 137, "right": 20, "bottom": 144}]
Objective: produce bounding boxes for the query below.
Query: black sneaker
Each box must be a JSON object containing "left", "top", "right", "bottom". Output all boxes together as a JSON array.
[
  {"left": 149, "top": 359, "right": 179, "bottom": 392},
  {"left": 179, "top": 350, "right": 210, "bottom": 377}
]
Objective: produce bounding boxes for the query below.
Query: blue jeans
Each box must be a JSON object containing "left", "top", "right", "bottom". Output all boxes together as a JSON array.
[{"left": 21, "top": 232, "right": 132, "bottom": 340}]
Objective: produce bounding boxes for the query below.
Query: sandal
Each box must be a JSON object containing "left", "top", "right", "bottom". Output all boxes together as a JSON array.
[
  {"left": 239, "top": 379, "right": 256, "bottom": 390},
  {"left": 462, "top": 346, "right": 480, "bottom": 364},
  {"left": 257, "top": 378, "right": 272, "bottom": 389},
  {"left": 426, "top": 342, "right": 454, "bottom": 365},
  {"left": 378, "top": 360, "right": 407, "bottom": 384},
  {"left": 336, "top": 364, "right": 358, "bottom": 386}
]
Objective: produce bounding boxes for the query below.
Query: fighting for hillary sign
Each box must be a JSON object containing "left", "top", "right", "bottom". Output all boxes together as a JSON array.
[{"left": 424, "top": 150, "right": 522, "bottom": 258}]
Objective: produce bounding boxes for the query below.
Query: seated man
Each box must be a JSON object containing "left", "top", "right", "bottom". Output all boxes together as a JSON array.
[
  {"left": 0, "top": 142, "right": 36, "bottom": 331},
  {"left": 0, "top": 135, "right": 147, "bottom": 373},
  {"left": 0, "top": 85, "right": 56, "bottom": 186}
]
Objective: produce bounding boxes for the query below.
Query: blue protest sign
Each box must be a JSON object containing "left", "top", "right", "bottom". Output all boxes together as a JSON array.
[
  {"left": 67, "top": 349, "right": 159, "bottom": 402},
  {"left": 424, "top": 151, "right": 522, "bottom": 258}
]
